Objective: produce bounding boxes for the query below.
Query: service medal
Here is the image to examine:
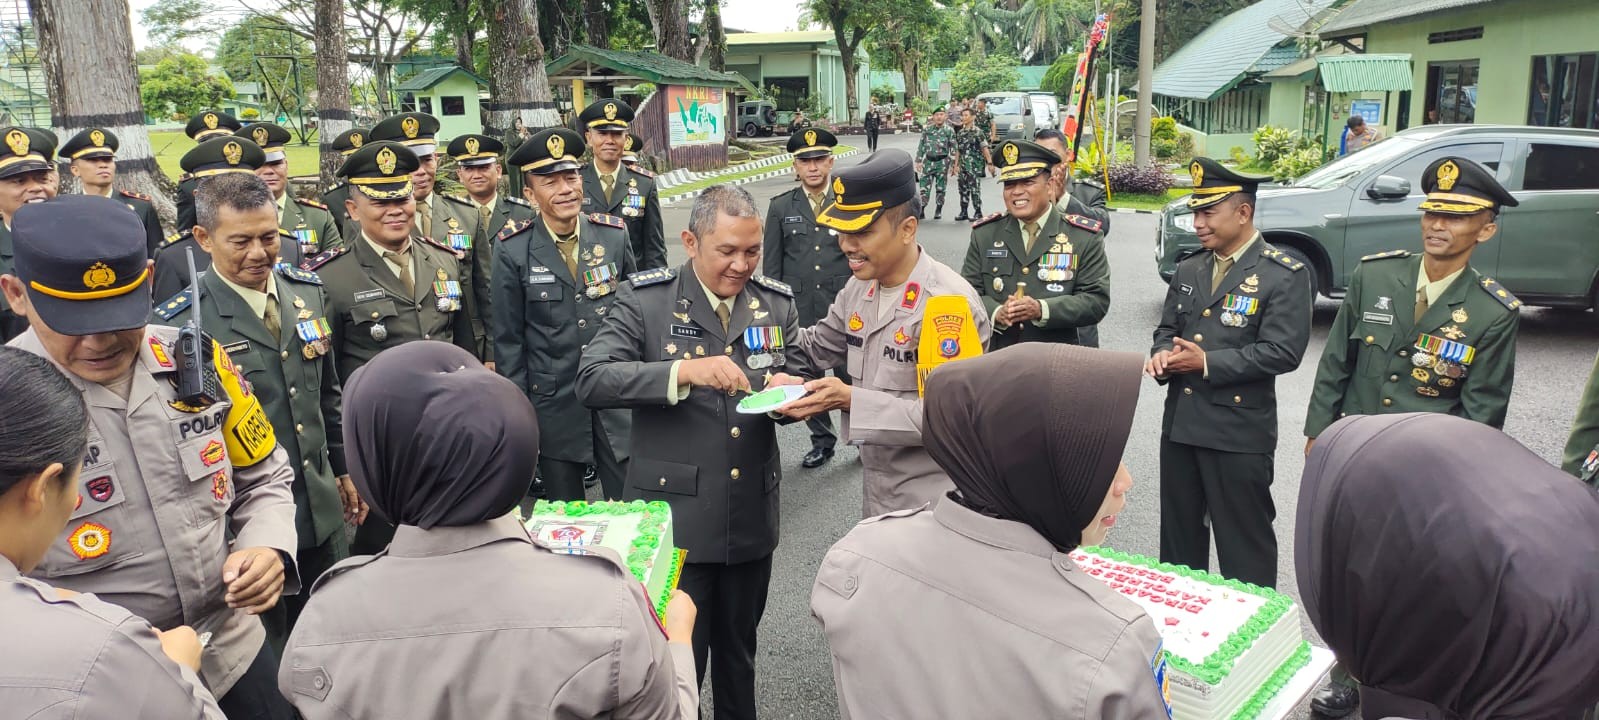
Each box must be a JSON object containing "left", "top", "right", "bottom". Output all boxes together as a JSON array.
[
  {"left": 1412, "top": 352, "right": 1433, "bottom": 368},
  {"left": 1220, "top": 310, "right": 1237, "bottom": 327}
]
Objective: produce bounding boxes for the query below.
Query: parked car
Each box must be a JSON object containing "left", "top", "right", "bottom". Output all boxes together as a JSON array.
[
  {"left": 977, "top": 91, "right": 1036, "bottom": 141},
  {"left": 737, "top": 101, "right": 779, "bottom": 137},
  {"left": 1027, "top": 91, "right": 1061, "bottom": 130},
  {"left": 1156, "top": 124, "right": 1599, "bottom": 309}
]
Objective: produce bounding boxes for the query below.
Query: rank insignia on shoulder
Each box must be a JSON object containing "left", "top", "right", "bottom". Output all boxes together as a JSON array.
[
  {"left": 417, "top": 235, "right": 466, "bottom": 259},
  {"left": 971, "top": 212, "right": 1005, "bottom": 229},
  {"left": 158, "top": 232, "right": 186, "bottom": 249},
  {"left": 153, "top": 289, "right": 195, "bottom": 321},
  {"left": 277, "top": 264, "right": 323, "bottom": 285},
  {"left": 588, "top": 213, "right": 625, "bottom": 229},
  {"left": 1273, "top": 254, "right": 1305, "bottom": 271},
  {"left": 628, "top": 267, "right": 676, "bottom": 288},
  {"left": 441, "top": 193, "right": 475, "bottom": 208},
  {"left": 1478, "top": 276, "right": 1522, "bottom": 310},
  {"left": 302, "top": 246, "right": 347, "bottom": 271},
  {"left": 294, "top": 197, "right": 329, "bottom": 210},
  {"left": 505, "top": 195, "right": 531, "bottom": 207},
  {"left": 751, "top": 274, "right": 793, "bottom": 297},
  {"left": 119, "top": 189, "right": 151, "bottom": 201},
  {"left": 1361, "top": 249, "right": 1410, "bottom": 262},
  {"left": 628, "top": 166, "right": 656, "bottom": 179},
  {"left": 1063, "top": 213, "right": 1103, "bottom": 233},
  {"left": 497, "top": 219, "right": 533, "bottom": 242}
]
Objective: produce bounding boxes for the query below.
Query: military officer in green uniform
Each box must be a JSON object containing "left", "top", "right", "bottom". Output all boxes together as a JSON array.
[
  {"left": 305, "top": 139, "right": 474, "bottom": 554},
  {"left": 153, "top": 137, "right": 297, "bottom": 301},
  {"left": 58, "top": 128, "right": 164, "bottom": 257},
  {"left": 622, "top": 132, "right": 645, "bottom": 170},
  {"left": 449, "top": 132, "right": 536, "bottom": 361},
  {"left": 493, "top": 128, "right": 635, "bottom": 501},
  {"left": 175, "top": 109, "right": 243, "bottom": 233},
  {"left": 1147, "top": 157, "right": 1312, "bottom": 590},
  {"left": 762, "top": 127, "right": 849, "bottom": 469},
  {"left": 915, "top": 108, "right": 956, "bottom": 220},
  {"left": 151, "top": 172, "right": 362, "bottom": 651},
  {"left": 238, "top": 122, "right": 343, "bottom": 256},
  {"left": 1301, "top": 156, "right": 1522, "bottom": 719},
  {"left": 1563, "top": 354, "right": 1599, "bottom": 485},
  {"left": 0, "top": 127, "right": 57, "bottom": 342},
  {"left": 973, "top": 97, "right": 997, "bottom": 143},
  {"left": 319, "top": 126, "right": 368, "bottom": 234},
  {"left": 579, "top": 99, "right": 666, "bottom": 270},
  {"left": 950, "top": 108, "right": 993, "bottom": 222},
  {"left": 962, "top": 139, "right": 1108, "bottom": 350}
]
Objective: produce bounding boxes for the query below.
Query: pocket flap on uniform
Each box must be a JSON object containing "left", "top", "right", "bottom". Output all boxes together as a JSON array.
[
  {"left": 350, "top": 298, "right": 398, "bottom": 325},
  {"left": 872, "top": 361, "right": 920, "bottom": 393},
  {"left": 630, "top": 457, "right": 699, "bottom": 496},
  {"left": 527, "top": 283, "right": 564, "bottom": 302},
  {"left": 1350, "top": 324, "right": 1396, "bottom": 351},
  {"left": 72, "top": 467, "right": 127, "bottom": 520},
  {"left": 814, "top": 551, "right": 860, "bottom": 599},
  {"left": 290, "top": 666, "right": 333, "bottom": 701},
  {"left": 1210, "top": 390, "right": 1263, "bottom": 409},
  {"left": 528, "top": 372, "right": 559, "bottom": 396}
]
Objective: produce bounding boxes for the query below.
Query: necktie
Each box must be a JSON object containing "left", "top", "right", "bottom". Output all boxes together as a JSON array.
[
  {"left": 1415, "top": 288, "right": 1429, "bottom": 324},
  {"left": 263, "top": 293, "right": 280, "bottom": 345},
  {"left": 554, "top": 232, "right": 579, "bottom": 281},
  {"left": 1212, "top": 257, "right": 1235, "bottom": 293},
  {"left": 383, "top": 249, "right": 414, "bottom": 296},
  {"left": 716, "top": 302, "right": 731, "bottom": 334},
  {"left": 808, "top": 193, "right": 823, "bottom": 216},
  {"left": 601, "top": 174, "right": 615, "bottom": 204},
  {"left": 477, "top": 203, "right": 493, "bottom": 247},
  {"left": 1023, "top": 221, "right": 1040, "bottom": 253},
  {"left": 417, "top": 199, "right": 432, "bottom": 238}
]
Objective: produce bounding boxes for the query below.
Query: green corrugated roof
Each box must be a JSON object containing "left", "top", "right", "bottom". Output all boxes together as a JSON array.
[
  {"left": 1317, "top": 54, "right": 1413, "bottom": 92},
  {"left": 1153, "top": 0, "right": 1337, "bottom": 100},
  {"left": 1250, "top": 44, "right": 1304, "bottom": 74},
  {"left": 1320, "top": 0, "right": 1496, "bottom": 36},
  {"left": 546, "top": 45, "right": 757, "bottom": 93},
  {"left": 395, "top": 66, "right": 488, "bottom": 92}
]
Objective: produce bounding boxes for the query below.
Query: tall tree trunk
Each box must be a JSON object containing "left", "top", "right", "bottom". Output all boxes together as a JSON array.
[
  {"left": 314, "top": 0, "right": 352, "bottom": 187},
  {"left": 830, "top": 23, "right": 861, "bottom": 122},
  {"left": 485, "top": 0, "right": 561, "bottom": 136},
  {"left": 582, "top": 0, "right": 608, "bottom": 46},
  {"left": 30, "top": 0, "right": 173, "bottom": 223},
  {"left": 645, "top": 0, "right": 691, "bottom": 62},
  {"left": 453, "top": 0, "right": 476, "bottom": 69},
  {"left": 703, "top": 0, "right": 725, "bottom": 71},
  {"left": 901, "top": 55, "right": 920, "bottom": 105}
]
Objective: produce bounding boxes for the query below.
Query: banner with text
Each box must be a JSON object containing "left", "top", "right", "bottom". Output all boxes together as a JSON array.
[{"left": 668, "top": 85, "right": 726, "bottom": 146}]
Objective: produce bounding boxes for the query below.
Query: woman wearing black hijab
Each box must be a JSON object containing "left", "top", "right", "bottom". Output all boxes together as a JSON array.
[
  {"left": 280, "top": 342, "right": 700, "bottom": 719},
  {"left": 810, "top": 343, "right": 1170, "bottom": 718},
  {"left": 1298, "top": 413, "right": 1599, "bottom": 719},
  {"left": 0, "top": 347, "right": 225, "bottom": 718}
]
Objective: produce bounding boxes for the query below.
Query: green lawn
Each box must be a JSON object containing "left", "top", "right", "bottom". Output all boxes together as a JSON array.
[
  {"left": 148, "top": 129, "right": 323, "bottom": 178},
  {"left": 660, "top": 146, "right": 857, "bottom": 200},
  {"left": 1106, "top": 187, "right": 1187, "bottom": 212}
]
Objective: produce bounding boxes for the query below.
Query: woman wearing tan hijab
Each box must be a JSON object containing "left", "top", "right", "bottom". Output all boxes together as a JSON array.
[{"left": 810, "top": 343, "right": 1169, "bottom": 718}]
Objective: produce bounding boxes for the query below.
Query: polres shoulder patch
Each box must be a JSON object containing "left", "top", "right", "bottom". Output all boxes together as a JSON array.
[
  {"left": 627, "top": 267, "right": 676, "bottom": 288},
  {"left": 971, "top": 212, "right": 1005, "bottom": 229},
  {"left": 153, "top": 288, "right": 194, "bottom": 321},
  {"left": 277, "top": 263, "right": 323, "bottom": 285},
  {"left": 588, "top": 213, "right": 625, "bottom": 229},
  {"left": 1478, "top": 276, "right": 1523, "bottom": 311},
  {"left": 1361, "top": 249, "right": 1410, "bottom": 262},
  {"left": 1063, "top": 213, "right": 1103, "bottom": 233},
  {"left": 750, "top": 274, "right": 793, "bottom": 298},
  {"left": 302, "top": 246, "right": 347, "bottom": 271}
]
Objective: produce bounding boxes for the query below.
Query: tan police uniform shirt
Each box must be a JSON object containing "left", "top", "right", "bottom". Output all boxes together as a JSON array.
[
  {"left": 9, "top": 325, "right": 300, "bottom": 696},
  {"left": 795, "top": 249, "right": 991, "bottom": 517},
  {"left": 281, "top": 514, "right": 698, "bottom": 719},
  {"left": 811, "top": 500, "right": 1172, "bottom": 718},
  {"left": 0, "top": 556, "right": 227, "bottom": 719}
]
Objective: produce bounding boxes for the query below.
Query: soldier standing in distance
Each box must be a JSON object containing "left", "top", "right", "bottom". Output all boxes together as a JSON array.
[
  {"left": 578, "top": 99, "right": 667, "bottom": 270},
  {"left": 303, "top": 139, "right": 475, "bottom": 554},
  {"left": 58, "top": 128, "right": 164, "bottom": 257},
  {"left": 974, "top": 97, "right": 997, "bottom": 143},
  {"left": 450, "top": 132, "right": 536, "bottom": 363},
  {"left": 915, "top": 108, "right": 956, "bottom": 220},
  {"left": 1301, "top": 156, "right": 1522, "bottom": 720},
  {"left": 864, "top": 102, "right": 881, "bottom": 153},
  {"left": 238, "top": 122, "right": 344, "bottom": 255},
  {"left": 319, "top": 126, "right": 368, "bottom": 234},
  {"left": 0, "top": 127, "right": 59, "bottom": 342},
  {"left": 175, "top": 109, "right": 243, "bottom": 233},
  {"left": 493, "top": 128, "right": 635, "bottom": 502},
  {"left": 763, "top": 127, "right": 849, "bottom": 469},
  {"left": 962, "top": 140, "right": 1108, "bottom": 349},
  {"left": 950, "top": 108, "right": 993, "bottom": 222},
  {"left": 1147, "top": 157, "right": 1311, "bottom": 591}
]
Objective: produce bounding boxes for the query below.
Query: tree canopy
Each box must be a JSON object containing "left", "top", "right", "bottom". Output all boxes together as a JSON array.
[
  {"left": 215, "top": 16, "right": 317, "bottom": 113},
  {"left": 139, "top": 53, "right": 236, "bottom": 120},
  {"left": 948, "top": 51, "right": 1022, "bottom": 98}
]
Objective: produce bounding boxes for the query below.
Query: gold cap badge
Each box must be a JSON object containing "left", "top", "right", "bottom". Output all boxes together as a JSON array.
[
  {"left": 832, "top": 177, "right": 845, "bottom": 196},
  {"left": 252, "top": 127, "right": 269, "bottom": 146},
  {"left": 1002, "top": 142, "right": 1019, "bottom": 166},
  {"left": 89, "top": 129, "right": 105, "bottom": 147},
  {"left": 223, "top": 141, "right": 243, "bottom": 166},
  {"left": 402, "top": 116, "right": 420, "bottom": 139},
  {"left": 350, "top": 132, "right": 364, "bottom": 148},
  {"left": 624, "top": 135, "right": 634, "bottom": 151},
  {"left": 1437, "top": 160, "right": 1459, "bottom": 191},
  {"left": 203, "top": 113, "right": 219, "bottom": 130},
  {"left": 4, "top": 128, "right": 27, "bottom": 157},
  {"left": 464, "top": 136, "right": 480, "bottom": 156},
  {"left": 376, "top": 146, "right": 397, "bottom": 175},
  {"left": 804, "top": 129, "right": 817, "bottom": 147},
  {"left": 83, "top": 262, "right": 116, "bottom": 289},
  {"left": 604, "top": 103, "right": 618, "bottom": 120},
  {"left": 547, "top": 134, "right": 565, "bottom": 159},
  {"left": 1191, "top": 160, "right": 1204, "bottom": 186}
]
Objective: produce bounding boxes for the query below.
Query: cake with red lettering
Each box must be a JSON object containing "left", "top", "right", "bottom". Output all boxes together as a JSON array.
[
  {"left": 524, "top": 500, "right": 685, "bottom": 618},
  {"left": 1071, "top": 547, "right": 1310, "bottom": 720}
]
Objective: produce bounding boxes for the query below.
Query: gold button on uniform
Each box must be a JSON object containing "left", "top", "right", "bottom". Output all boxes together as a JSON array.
[
  {"left": 1365, "top": 335, "right": 1374, "bottom": 344},
  {"left": 1388, "top": 374, "right": 1399, "bottom": 382},
  {"left": 1202, "top": 309, "right": 1211, "bottom": 318},
  {"left": 295, "top": 423, "right": 305, "bottom": 433},
  {"left": 730, "top": 427, "right": 741, "bottom": 438},
  {"left": 1183, "top": 387, "right": 1193, "bottom": 395},
  {"left": 658, "top": 477, "right": 667, "bottom": 486},
  {"left": 1193, "top": 333, "right": 1203, "bottom": 342},
  {"left": 730, "top": 468, "right": 741, "bottom": 480},
  {"left": 281, "top": 350, "right": 290, "bottom": 360},
  {"left": 1382, "top": 398, "right": 1393, "bottom": 407},
  {"left": 1233, "top": 395, "right": 1242, "bottom": 404}
]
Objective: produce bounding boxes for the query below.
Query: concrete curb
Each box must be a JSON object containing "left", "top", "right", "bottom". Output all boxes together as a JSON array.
[
  {"left": 660, "top": 147, "right": 861, "bottom": 206},
  {"left": 1110, "top": 207, "right": 1159, "bottom": 214}
]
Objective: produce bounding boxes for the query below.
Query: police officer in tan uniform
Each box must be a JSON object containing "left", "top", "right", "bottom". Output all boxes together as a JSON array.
[
  {"left": 775, "top": 149, "right": 991, "bottom": 517},
  {"left": 2, "top": 195, "right": 299, "bottom": 718}
]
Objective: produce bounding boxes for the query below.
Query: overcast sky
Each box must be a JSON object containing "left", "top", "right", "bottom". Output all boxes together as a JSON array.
[{"left": 125, "top": 0, "right": 809, "bottom": 49}]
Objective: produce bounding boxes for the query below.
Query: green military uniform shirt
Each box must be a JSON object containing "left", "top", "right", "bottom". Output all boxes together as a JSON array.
[
  {"left": 961, "top": 209, "right": 1109, "bottom": 348},
  {"left": 279, "top": 194, "right": 345, "bottom": 256},
  {"left": 418, "top": 193, "right": 490, "bottom": 358},
  {"left": 152, "top": 264, "right": 347, "bottom": 549},
  {"left": 1562, "top": 351, "right": 1599, "bottom": 483},
  {"left": 320, "top": 182, "right": 356, "bottom": 239},
  {"left": 952, "top": 127, "right": 989, "bottom": 174},
  {"left": 917, "top": 123, "right": 956, "bottom": 163},
  {"left": 1304, "top": 251, "right": 1520, "bottom": 438}
]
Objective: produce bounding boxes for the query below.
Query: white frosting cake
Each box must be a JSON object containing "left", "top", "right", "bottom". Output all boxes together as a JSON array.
[
  {"left": 1071, "top": 548, "right": 1310, "bottom": 720},
  {"left": 524, "top": 500, "right": 682, "bottom": 617}
]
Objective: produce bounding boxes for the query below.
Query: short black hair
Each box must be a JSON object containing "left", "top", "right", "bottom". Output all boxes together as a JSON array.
[
  {"left": 1034, "top": 128, "right": 1067, "bottom": 143},
  {"left": 881, "top": 198, "right": 918, "bottom": 227},
  {"left": 1347, "top": 115, "right": 1365, "bottom": 128},
  {"left": 0, "top": 346, "right": 87, "bottom": 496},
  {"left": 195, "top": 172, "right": 275, "bottom": 232},
  {"left": 1230, "top": 190, "right": 1258, "bottom": 213}
]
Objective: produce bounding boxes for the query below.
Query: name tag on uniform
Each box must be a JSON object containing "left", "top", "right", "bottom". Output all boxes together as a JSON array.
[
  {"left": 783, "top": 216, "right": 804, "bottom": 224},
  {"left": 986, "top": 249, "right": 1007, "bottom": 258},
  {"left": 1362, "top": 312, "right": 1394, "bottom": 325},
  {"left": 221, "top": 340, "right": 251, "bottom": 356},
  {"left": 353, "top": 289, "right": 386, "bottom": 303},
  {"left": 527, "top": 273, "right": 556, "bottom": 285},
  {"left": 846, "top": 334, "right": 864, "bottom": 347},
  {"left": 1179, "top": 283, "right": 1194, "bottom": 296},
  {"left": 531, "top": 266, "right": 551, "bottom": 273},
  {"left": 671, "top": 324, "right": 703, "bottom": 338}
]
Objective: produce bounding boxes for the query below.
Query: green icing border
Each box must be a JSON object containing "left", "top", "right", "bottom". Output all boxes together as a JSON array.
[
  {"left": 1229, "top": 641, "right": 1311, "bottom": 720},
  {"left": 1079, "top": 546, "right": 1295, "bottom": 687},
  {"left": 655, "top": 548, "right": 688, "bottom": 619},
  {"left": 529, "top": 499, "right": 674, "bottom": 590}
]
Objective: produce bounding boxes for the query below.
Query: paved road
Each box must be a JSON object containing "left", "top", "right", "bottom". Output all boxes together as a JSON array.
[{"left": 652, "top": 130, "right": 1599, "bottom": 718}]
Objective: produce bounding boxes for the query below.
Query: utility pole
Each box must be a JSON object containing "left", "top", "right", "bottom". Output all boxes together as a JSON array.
[{"left": 1134, "top": 0, "right": 1155, "bottom": 166}]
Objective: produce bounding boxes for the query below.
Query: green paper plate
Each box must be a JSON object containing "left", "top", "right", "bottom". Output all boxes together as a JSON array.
[{"left": 736, "top": 385, "right": 808, "bottom": 414}]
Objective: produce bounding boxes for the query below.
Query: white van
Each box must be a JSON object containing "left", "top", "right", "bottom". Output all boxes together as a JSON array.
[{"left": 1027, "top": 92, "right": 1061, "bottom": 131}]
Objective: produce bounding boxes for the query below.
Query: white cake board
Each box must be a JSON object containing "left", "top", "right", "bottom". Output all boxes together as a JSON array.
[{"left": 1252, "top": 646, "right": 1335, "bottom": 720}]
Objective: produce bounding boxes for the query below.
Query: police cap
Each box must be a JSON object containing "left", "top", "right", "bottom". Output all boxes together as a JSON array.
[
  {"left": 0, "top": 127, "right": 56, "bottom": 179},
  {"left": 787, "top": 127, "right": 837, "bottom": 159},
  {"left": 507, "top": 129, "right": 585, "bottom": 176},
  {"left": 59, "top": 128, "right": 118, "bottom": 161},
  {"left": 446, "top": 133, "right": 505, "bottom": 168},
  {"left": 816, "top": 148, "right": 918, "bottom": 233},
  {"left": 180, "top": 136, "right": 265, "bottom": 178},
  {"left": 337, "top": 140, "right": 421, "bottom": 200},
  {"left": 1418, "top": 156, "right": 1519, "bottom": 215},
  {"left": 185, "top": 110, "right": 242, "bottom": 141},
  {"left": 1186, "top": 157, "right": 1271, "bottom": 210},
  {"left": 370, "top": 112, "right": 441, "bottom": 157},
  {"left": 10, "top": 195, "right": 150, "bottom": 335},
  {"left": 577, "top": 99, "right": 633, "bottom": 132}
]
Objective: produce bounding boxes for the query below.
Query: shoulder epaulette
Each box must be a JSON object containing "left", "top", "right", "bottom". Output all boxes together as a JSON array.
[
  {"left": 750, "top": 274, "right": 793, "bottom": 297},
  {"left": 504, "top": 195, "right": 531, "bottom": 207},
  {"left": 153, "top": 288, "right": 194, "bottom": 321},
  {"left": 1077, "top": 177, "right": 1105, "bottom": 189},
  {"left": 1361, "top": 249, "right": 1410, "bottom": 262},
  {"left": 416, "top": 234, "right": 466, "bottom": 259},
  {"left": 1272, "top": 254, "right": 1305, "bottom": 271},
  {"left": 1063, "top": 213, "right": 1103, "bottom": 233},
  {"left": 117, "top": 189, "right": 151, "bottom": 201},
  {"left": 627, "top": 165, "right": 656, "bottom": 179},
  {"left": 177, "top": 172, "right": 193, "bottom": 183},
  {"left": 323, "top": 181, "right": 348, "bottom": 192},
  {"left": 277, "top": 263, "right": 323, "bottom": 285},
  {"left": 157, "top": 231, "right": 188, "bottom": 250},
  {"left": 496, "top": 218, "right": 534, "bottom": 243},
  {"left": 302, "top": 246, "right": 347, "bottom": 271},
  {"left": 441, "top": 193, "right": 475, "bottom": 208},
  {"left": 588, "top": 213, "right": 625, "bottom": 229},
  {"left": 293, "top": 197, "right": 328, "bottom": 210},
  {"left": 1478, "top": 276, "right": 1523, "bottom": 310},
  {"left": 971, "top": 211, "right": 1005, "bottom": 229},
  {"left": 859, "top": 506, "right": 926, "bottom": 524},
  {"left": 627, "top": 267, "right": 676, "bottom": 288}
]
